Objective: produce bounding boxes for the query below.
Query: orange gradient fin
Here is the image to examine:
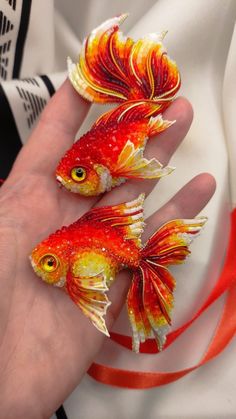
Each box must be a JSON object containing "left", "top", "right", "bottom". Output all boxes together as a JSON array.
[
  {"left": 128, "top": 217, "right": 207, "bottom": 352},
  {"left": 66, "top": 271, "right": 111, "bottom": 336},
  {"left": 128, "top": 263, "right": 175, "bottom": 352},
  {"left": 127, "top": 270, "right": 153, "bottom": 350},
  {"left": 142, "top": 217, "right": 208, "bottom": 264},
  {"left": 147, "top": 115, "right": 175, "bottom": 137},
  {"left": 80, "top": 193, "right": 145, "bottom": 247},
  {"left": 93, "top": 100, "right": 175, "bottom": 130},
  {"left": 68, "top": 15, "right": 180, "bottom": 104},
  {"left": 114, "top": 140, "right": 174, "bottom": 179}
]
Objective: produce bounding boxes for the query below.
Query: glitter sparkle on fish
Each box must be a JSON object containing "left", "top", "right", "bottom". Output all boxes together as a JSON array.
[{"left": 30, "top": 194, "right": 207, "bottom": 353}]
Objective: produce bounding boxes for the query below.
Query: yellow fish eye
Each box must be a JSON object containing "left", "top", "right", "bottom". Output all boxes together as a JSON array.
[
  {"left": 40, "top": 254, "right": 59, "bottom": 273},
  {"left": 71, "top": 167, "right": 86, "bottom": 182}
]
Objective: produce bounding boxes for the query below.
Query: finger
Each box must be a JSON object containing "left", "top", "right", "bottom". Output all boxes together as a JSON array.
[
  {"left": 97, "top": 97, "right": 193, "bottom": 207},
  {"left": 10, "top": 79, "right": 90, "bottom": 177},
  {"left": 143, "top": 173, "right": 216, "bottom": 240},
  {"left": 145, "top": 97, "right": 193, "bottom": 164}
]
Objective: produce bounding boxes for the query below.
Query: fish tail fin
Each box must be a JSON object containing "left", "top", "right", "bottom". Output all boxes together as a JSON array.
[
  {"left": 127, "top": 217, "right": 207, "bottom": 352},
  {"left": 68, "top": 15, "right": 180, "bottom": 107},
  {"left": 128, "top": 262, "right": 174, "bottom": 353}
]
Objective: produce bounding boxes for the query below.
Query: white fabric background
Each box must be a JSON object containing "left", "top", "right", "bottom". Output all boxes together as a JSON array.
[{"left": 19, "top": 0, "right": 236, "bottom": 417}]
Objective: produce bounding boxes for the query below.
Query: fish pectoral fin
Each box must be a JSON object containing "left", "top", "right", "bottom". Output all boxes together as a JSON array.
[
  {"left": 114, "top": 140, "right": 174, "bottom": 179},
  {"left": 78, "top": 290, "right": 111, "bottom": 336},
  {"left": 66, "top": 272, "right": 111, "bottom": 336}
]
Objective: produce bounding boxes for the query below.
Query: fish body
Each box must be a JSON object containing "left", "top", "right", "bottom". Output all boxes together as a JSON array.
[
  {"left": 56, "top": 114, "right": 174, "bottom": 196},
  {"left": 61, "top": 120, "right": 149, "bottom": 172},
  {"left": 56, "top": 15, "right": 180, "bottom": 196},
  {"left": 30, "top": 195, "right": 207, "bottom": 352}
]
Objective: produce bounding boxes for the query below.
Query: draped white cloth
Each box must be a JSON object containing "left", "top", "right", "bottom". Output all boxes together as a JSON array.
[{"left": 3, "top": 0, "right": 236, "bottom": 417}]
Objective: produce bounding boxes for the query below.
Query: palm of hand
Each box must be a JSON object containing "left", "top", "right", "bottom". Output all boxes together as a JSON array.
[
  {"left": 0, "top": 81, "right": 215, "bottom": 418},
  {"left": 0, "top": 163, "right": 103, "bottom": 415}
]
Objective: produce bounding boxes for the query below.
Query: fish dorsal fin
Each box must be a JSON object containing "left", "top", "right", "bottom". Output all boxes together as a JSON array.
[
  {"left": 81, "top": 194, "right": 145, "bottom": 247},
  {"left": 93, "top": 100, "right": 163, "bottom": 129}
]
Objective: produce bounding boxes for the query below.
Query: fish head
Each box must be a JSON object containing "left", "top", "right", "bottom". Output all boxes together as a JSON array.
[
  {"left": 56, "top": 153, "right": 112, "bottom": 196},
  {"left": 30, "top": 236, "right": 70, "bottom": 288}
]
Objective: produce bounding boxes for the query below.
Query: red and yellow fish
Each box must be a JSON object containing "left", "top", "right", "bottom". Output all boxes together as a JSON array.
[
  {"left": 30, "top": 195, "right": 207, "bottom": 352},
  {"left": 56, "top": 14, "right": 180, "bottom": 196}
]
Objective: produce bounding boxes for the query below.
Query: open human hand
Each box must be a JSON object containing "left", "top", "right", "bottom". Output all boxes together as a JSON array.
[{"left": 0, "top": 80, "right": 216, "bottom": 418}]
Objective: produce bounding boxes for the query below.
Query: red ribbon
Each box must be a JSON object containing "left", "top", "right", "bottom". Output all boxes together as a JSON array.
[{"left": 88, "top": 209, "right": 236, "bottom": 388}]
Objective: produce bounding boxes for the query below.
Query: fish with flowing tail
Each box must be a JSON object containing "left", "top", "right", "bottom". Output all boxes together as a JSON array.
[
  {"left": 67, "top": 14, "right": 180, "bottom": 105},
  {"left": 56, "top": 15, "right": 180, "bottom": 196},
  {"left": 30, "top": 194, "right": 207, "bottom": 352}
]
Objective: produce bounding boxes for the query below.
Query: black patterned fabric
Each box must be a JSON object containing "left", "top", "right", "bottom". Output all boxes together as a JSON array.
[
  {"left": 0, "top": 1, "right": 58, "bottom": 179},
  {"left": 0, "top": 75, "right": 56, "bottom": 178},
  {"left": 16, "top": 82, "right": 47, "bottom": 128},
  {"left": 0, "top": 0, "right": 32, "bottom": 177},
  {"left": 0, "top": 83, "right": 22, "bottom": 178}
]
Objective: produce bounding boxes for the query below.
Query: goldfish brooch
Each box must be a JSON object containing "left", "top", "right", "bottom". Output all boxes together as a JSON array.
[
  {"left": 30, "top": 194, "right": 207, "bottom": 352},
  {"left": 56, "top": 14, "right": 181, "bottom": 196}
]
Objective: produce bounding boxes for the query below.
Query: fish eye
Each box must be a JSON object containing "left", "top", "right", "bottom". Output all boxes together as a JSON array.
[
  {"left": 40, "top": 254, "right": 59, "bottom": 273},
  {"left": 71, "top": 167, "right": 86, "bottom": 182}
]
